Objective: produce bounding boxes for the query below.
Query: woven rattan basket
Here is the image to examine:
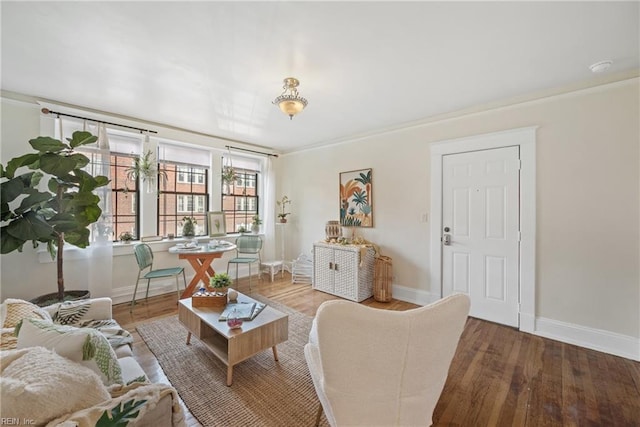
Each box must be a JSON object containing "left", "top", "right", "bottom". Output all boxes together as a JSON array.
[{"left": 373, "top": 255, "right": 393, "bottom": 302}]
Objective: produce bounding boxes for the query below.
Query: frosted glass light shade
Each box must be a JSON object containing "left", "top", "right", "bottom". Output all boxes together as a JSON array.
[{"left": 273, "top": 77, "right": 308, "bottom": 119}]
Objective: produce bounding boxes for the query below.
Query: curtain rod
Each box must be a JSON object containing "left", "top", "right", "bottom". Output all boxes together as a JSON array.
[
  {"left": 225, "top": 145, "right": 278, "bottom": 158},
  {"left": 41, "top": 108, "right": 158, "bottom": 134}
]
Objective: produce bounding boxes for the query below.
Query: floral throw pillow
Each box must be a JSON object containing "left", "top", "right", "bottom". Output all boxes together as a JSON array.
[{"left": 15, "top": 318, "right": 123, "bottom": 385}]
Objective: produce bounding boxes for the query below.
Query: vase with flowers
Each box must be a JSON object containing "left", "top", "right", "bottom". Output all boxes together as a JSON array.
[
  {"left": 277, "top": 196, "right": 291, "bottom": 223},
  {"left": 251, "top": 215, "right": 262, "bottom": 233}
]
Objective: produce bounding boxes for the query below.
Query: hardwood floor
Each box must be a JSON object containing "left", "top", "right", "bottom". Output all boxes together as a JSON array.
[{"left": 113, "top": 273, "right": 640, "bottom": 426}]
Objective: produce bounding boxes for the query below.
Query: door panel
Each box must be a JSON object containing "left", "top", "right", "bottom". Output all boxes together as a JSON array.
[
  {"left": 485, "top": 255, "right": 506, "bottom": 300},
  {"left": 442, "top": 146, "right": 520, "bottom": 327},
  {"left": 452, "top": 252, "right": 470, "bottom": 293},
  {"left": 453, "top": 188, "right": 471, "bottom": 237}
]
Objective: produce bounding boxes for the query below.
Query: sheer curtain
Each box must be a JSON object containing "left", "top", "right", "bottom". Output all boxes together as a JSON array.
[
  {"left": 79, "top": 122, "right": 113, "bottom": 297},
  {"left": 47, "top": 117, "right": 114, "bottom": 297},
  {"left": 262, "top": 156, "right": 276, "bottom": 261}
]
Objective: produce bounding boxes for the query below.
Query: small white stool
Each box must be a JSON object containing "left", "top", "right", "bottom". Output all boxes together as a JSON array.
[{"left": 261, "top": 260, "right": 284, "bottom": 282}]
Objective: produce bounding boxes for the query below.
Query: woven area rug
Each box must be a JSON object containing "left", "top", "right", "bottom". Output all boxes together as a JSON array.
[{"left": 137, "top": 295, "right": 326, "bottom": 427}]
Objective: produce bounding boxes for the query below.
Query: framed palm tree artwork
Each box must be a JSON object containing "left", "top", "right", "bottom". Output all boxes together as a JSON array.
[{"left": 339, "top": 168, "right": 373, "bottom": 227}]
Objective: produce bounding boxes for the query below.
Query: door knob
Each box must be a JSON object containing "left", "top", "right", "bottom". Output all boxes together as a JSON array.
[{"left": 443, "top": 234, "right": 451, "bottom": 245}]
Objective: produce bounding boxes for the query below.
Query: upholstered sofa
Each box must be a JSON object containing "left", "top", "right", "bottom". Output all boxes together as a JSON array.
[{"left": 0, "top": 297, "right": 184, "bottom": 426}]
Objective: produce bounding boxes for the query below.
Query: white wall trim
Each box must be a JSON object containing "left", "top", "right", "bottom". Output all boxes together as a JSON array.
[
  {"left": 111, "top": 280, "right": 187, "bottom": 305},
  {"left": 391, "top": 284, "right": 438, "bottom": 306},
  {"left": 534, "top": 317, "right": 640, "bottom": 362},
  {"left": 110, "top": 264, "right": 259, "bottom": 305},
  {"left": 429, "top": 126, "right": 537, "bottom": 333}
]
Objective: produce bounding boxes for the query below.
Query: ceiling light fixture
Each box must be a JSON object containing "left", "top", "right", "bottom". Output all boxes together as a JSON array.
[
  {"left": 589, "top": 60, "right": 613, "bottom": 73},
  {"left": 273, "top": 77, "right": 308, "bottom": 120}
]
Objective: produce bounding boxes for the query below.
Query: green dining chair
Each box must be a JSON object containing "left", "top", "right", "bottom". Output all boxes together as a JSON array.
[
  {"left": 132, "top": 243, "right": 186, "bottom": 309},
  {"left": 227, "top": 235, "right": 263, "bottom": 292}
]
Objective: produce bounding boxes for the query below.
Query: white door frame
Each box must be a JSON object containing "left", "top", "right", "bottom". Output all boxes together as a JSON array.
[{"left": 429, "top": 127, "right": 537, "bottom": 333}]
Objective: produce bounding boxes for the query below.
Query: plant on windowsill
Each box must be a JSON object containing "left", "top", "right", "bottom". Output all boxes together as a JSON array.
[
  {"left": 125, "top": 149, "right": 167, "bottom": 194},
  {"left": 237, "top": 225, "right": 248, "bottom": 234},
  {"left": 277, "top": 195, "right": 291, "bottom": 223},
  {"left": 119, "top": 231, "right": 134, "bottom": 243},
  {"left": 0, "top": 131, "right": 110, "bottom": 304},
  {"left": 181, "top": 216, "right": 197, "bottom": 238},
  {"left": 251, "top": 215, "right": 262, "bottom": 233}
]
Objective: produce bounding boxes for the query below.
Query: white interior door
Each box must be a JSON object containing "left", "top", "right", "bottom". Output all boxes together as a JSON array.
[{"left": 441, "top": 146, "right": 520, "bottom": 327}]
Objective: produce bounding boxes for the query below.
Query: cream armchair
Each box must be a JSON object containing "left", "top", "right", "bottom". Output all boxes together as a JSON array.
[{"left": 304, "top": 293, "right": 470, "bottom": 427}]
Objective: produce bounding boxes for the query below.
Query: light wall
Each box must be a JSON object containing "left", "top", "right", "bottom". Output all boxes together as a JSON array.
[{"left": 279, "top": 79, "right": 639, "bottom": 352}]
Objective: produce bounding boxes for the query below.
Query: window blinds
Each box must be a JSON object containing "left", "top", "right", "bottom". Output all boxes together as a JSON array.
[
  {"left": 223, "top": 154, "right": 262, "bottom": 171},
  {"left": 159, "top": 142, "right": 210, "bottom": 167}
]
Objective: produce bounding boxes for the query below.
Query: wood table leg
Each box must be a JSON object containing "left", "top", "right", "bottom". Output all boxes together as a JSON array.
[
  {"left": 180, "top": 255, "right": 218, "bottom": 298},
  {"left": 187, "top": 257, "right": 214, "bottom": 287},
  {"left": 226, "top": 365, "right": 233, "bottom": 386},
  {"left": 272, "top": 346, "right": 279, "bottom": 361},
  {"left": 186, "top": 332, "right": 192, "bottom": 345}
]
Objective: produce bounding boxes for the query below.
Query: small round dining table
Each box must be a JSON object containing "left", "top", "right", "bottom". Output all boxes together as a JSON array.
[{"left": 168, "top": 243, "right": 236, "bottom": 299}]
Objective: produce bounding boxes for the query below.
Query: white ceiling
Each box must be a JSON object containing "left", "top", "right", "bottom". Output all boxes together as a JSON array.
[{"left": 2, "top": 1, "right": 638, "bottom": 153}]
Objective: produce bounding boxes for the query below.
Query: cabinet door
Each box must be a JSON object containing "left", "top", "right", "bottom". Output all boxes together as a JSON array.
[
  {"left": 333, "top": 249, "right": 358, "bottom": 300},
  {"left": 313, "top": 246, "right": 334, "bottom": 293}
]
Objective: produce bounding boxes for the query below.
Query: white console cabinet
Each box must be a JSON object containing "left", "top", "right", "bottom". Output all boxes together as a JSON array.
[{"left": 312, "top": 242, "right": 375, "bottom": 302}]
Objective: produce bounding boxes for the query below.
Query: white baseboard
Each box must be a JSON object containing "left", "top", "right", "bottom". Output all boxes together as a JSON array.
[
  {"left": 519, "top": 312, "right": 535, "bottom": 334},
  {"left": 388, "top": 286, "right": 639, "bottom": 362},
  {"left": 534, "top": 316, "right": 639, "bottom": 361},
  {"left": 111, "top": 278, "right": 187, "bottom": 305},
  {"left": 391, "top": 284, "right": 439, "bottom": 306},
  {"left": 110, "top": 265, "right": 262, "bottom": 305}
]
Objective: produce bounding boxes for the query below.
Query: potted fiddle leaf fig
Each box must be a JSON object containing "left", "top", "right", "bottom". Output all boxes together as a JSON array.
[{"left": 0, "top": 131, "right": 110, "bottom": 303}]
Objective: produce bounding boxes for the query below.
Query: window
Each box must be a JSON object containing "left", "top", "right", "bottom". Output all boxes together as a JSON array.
[
  {"left": 222, "top": 167, "right": 259, "bottom": 233},
  {"left": 158, "top": 162, "right": 209, "bottom": 237},
  {"left": 234, "top": 175, "right": 256, "bottom": 188},
  {"left": 55, "top": 118, "right": 142, "bottom": 242},
  {"left": 177, "top": 165, "right": 206, "bottom": 184},
  {"left": 177, "top": 194, "right": 206, "bottom": 213},
  {"left": 234, "top": 197, "right": 257, "bottom": 211},
  {"left": 78, "top": 151, "right": 139, "bottom": 242},
  {"left": 51, "top": 118, "right": 272, "bottom": 243},
  {"left": 110, "top": 153, "right": 139, "bottom": 240}
]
